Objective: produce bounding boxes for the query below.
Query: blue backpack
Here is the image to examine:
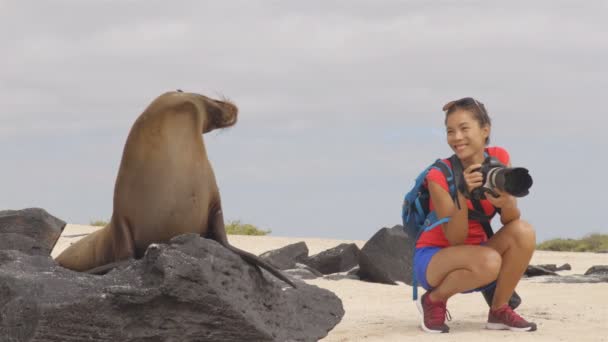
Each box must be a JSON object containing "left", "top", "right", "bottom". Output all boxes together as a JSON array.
[
  {"left": 402, "top": 154, "right": 497, "bottom": 300},
  {"left": 401, "top": 157, "right": 460, "bottom": 300}
]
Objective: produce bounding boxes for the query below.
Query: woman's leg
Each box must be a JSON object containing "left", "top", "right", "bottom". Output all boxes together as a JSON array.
[
  {"left": 484, "top": 219, "right": 536, "bottom": 309},
  {"left": 426, "top": 245, "right": 502, "bottom": 302}
]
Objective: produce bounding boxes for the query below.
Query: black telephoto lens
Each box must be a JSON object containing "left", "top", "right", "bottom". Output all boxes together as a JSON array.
[{"left": 502, "top": 168, "right": 533, "bottom": 197}]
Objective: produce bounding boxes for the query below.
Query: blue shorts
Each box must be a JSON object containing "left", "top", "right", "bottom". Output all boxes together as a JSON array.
[{"left": 414, "top": 246, "right": 497, "bottom": 292}]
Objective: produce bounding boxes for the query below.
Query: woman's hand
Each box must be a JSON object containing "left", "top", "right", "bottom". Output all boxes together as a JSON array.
[
  {"left": 463, "top": 164, "right": 483, "bottom": 194},
  {"left": 486, "top": 189, "right": 517, "bottom": 209}
]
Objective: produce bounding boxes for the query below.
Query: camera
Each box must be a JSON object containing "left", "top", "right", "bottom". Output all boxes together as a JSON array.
[{"left": 467, "top": 156, "right": 533, "bottom": 200}]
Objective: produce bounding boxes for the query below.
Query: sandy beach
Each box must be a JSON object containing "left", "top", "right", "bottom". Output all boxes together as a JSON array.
[{"left": 52, "top": 225, "right": 608, "bottom": 342}]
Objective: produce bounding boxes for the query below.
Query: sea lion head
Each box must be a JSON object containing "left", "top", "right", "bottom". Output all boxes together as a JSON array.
[
  {"left": 154, "top": 91, "right": 239, "bottom": 134},
  {"left": 198, "top": 94, "right": 238, "bottom": 133}
]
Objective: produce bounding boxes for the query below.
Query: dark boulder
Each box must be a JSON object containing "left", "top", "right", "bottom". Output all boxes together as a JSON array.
[
  {"left": 0, "top": 234, "right": 344, "bottom": 342},
  {"left": 584, "top": 265, "right": 608, "bottom": 276},
  {"left": 525, "top": 265, "right": 560, "bottom": 277},
  {"left": 321, "top": 266, "right": 361, "bottom": 281},
  {"left": 259, "top": 241, "right": 309, "bottom": 270},
  {"left": 323, "top": 274, "right": 361, "bottom": 282},
  {"left": 347, "top": 267, "right": 360, "bottom": 277},
  {"left": 283, "top": 263, "right": 323, "bottom": 280},
  {"left": 535, "top": 263, "right": 572, "bottom": 272},
  {"left": 0, "top": 208, "right": 66, "bottom": 256},
  {"left": 358, "top": 225, "right": 413, "bottom": 285},
  {"left": 536, "top": 274, "right": 608, "bottom": 284},
  {"left": 303, "top": 243, "right": 360, "bottom": 275}
]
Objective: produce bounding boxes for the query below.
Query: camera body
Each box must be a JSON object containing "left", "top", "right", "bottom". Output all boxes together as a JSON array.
[{"left": 468, "top": 156, "right": 533, "bottom": 200}]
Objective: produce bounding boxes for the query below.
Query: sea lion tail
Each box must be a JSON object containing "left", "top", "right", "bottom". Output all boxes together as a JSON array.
[
  {"left": 84, "top": 259, "right": 134, "bottom": 275},
  {"left": 225, "top": 245, "right": 297, "bottom": 288}
]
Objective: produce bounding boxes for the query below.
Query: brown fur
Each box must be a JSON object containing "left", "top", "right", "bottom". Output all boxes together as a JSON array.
[{"left": 55, "top": 91, "right": 295, "bottom": 287}]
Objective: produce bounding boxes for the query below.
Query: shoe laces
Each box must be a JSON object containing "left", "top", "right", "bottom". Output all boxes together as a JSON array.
[
  {"left": 496, "top": 305, "right": 525, "bottom": 325},
  {"left": 426, "top": 298, "right": 451, "bottom": 324}
]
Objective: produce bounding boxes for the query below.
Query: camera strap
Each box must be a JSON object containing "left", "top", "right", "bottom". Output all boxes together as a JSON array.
[
  {"left": 448, "top": 154, "right": 496, "bottom": 239},
  {"left": 471, "top": 199, "right": 495, "bottom": 239}
]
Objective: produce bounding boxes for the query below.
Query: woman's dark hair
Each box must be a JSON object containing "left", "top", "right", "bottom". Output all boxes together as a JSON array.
[{"left": 443, "top": 97, "right": 492, "bottom": 145}]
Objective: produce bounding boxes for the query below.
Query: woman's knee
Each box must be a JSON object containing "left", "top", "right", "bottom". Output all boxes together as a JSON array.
[
  {"left": 472, "top": 249, "right": 502, "bottom": 282},
  {"left": 508, "top": 219, "right": 536, "bottom": 250}
]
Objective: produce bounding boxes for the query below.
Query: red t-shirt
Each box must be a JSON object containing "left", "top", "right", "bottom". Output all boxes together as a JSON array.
[{"left": 415, "top": 146, "right": 510, "bottom": 248}]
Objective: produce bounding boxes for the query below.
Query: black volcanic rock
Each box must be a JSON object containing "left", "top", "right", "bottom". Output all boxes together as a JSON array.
[
  {"left": 0, "top": 234, "right": 344, "bottom": 342},
  {"left": 535, "top": 274, "right": 608, "bottom": 284},
  {"left": 534, "top": 263, "right": 572, "bottom": 272},
  {"left": 584, "top": 265, "right": 608, "bottom": 276},
  {"left": 0, "top": 208, "right": 66, "bottom": 256},
  {"left": 525, "top": 265, "right": 560, "bottom": 277},
  {"left": 358, "top": 225, "right": 412, "bottom": 285},
  {"left": 303, "top": 243, "right": 360, "bottom": 275},
  {"left": 284, "top": 263, "right": 324, "bottom": 280},
  {"left": 259, "top": 241, "right": 309, "bottom": 270}
]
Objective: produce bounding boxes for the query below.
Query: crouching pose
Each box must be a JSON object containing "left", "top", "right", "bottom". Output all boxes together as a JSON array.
[{"left": 415, "top": 97, "right": 537, "bottom": 333}]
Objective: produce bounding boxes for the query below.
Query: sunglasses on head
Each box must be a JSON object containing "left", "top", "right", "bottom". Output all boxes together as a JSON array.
[{"left": 442, "top": 97, "right": 483, "bottom": 113}]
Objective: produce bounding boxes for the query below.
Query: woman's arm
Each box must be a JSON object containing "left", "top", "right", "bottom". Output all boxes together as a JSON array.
[
  {"left": 428, "top": 162, "right": 486, "bottom": 245},
  {"left": 428, "top": 180, "right": 469, "bottom": 245},
  {"left": 487, "top": 191, "right": 521, "bottom": 225},
  {"left": 486, "top": 162, "right": 521, "bottom": 225},
  {"left": 499, "top": 204, "right": 521, "bottom": 225}
]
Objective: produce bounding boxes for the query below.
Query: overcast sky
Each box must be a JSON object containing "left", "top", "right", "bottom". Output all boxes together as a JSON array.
[{"left": 1, "top": 1, "right": 607, "bottom": 242}]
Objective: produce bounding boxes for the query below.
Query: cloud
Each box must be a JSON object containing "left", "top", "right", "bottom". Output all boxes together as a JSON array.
[{"left": 1, "top": 1, "right": 606, "bottom": 240}]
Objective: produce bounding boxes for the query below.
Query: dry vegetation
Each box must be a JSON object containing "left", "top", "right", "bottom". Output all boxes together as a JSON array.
[
  {"left": 89, "top": 219, "right": 271, "bottom": 236},
  {"left": 536, "top": 233, "right": 608, "bottom": 252}
]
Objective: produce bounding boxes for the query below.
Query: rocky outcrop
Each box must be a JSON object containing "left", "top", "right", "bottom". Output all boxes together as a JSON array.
[
  {"left": 0, "top": 208, "right": 66, "bottom": 256},
  {"left": 259, "top": 241, "right": 309, "bottom": 270},
  {"left": 0, "top": 232, "right": 344, "bottom": 342},
  {"left": 303, "top": 243, "right": 360, "bottom": 275},
  {"left": 357, "top": 225, "right": 412, "bottom": 285},
  {"left": 584, "top": 265, "right": 608, "bottom": 276},
  {"left": 525, "top": 265, "right": 560, "bottom": 277},
  {"left": 283, "top": 263, "right": 324, "bottom": 280},
  {"left": 535, "top": 263, "right": 571, "bottom": 272}
]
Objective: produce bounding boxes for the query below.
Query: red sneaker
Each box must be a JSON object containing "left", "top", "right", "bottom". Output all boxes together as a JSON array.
[
  {"left": 415, "top": 292, "right": 450, "bottom": 333},
  {"left": 486, "top": 304, "right": 537, "bottom": 332}
]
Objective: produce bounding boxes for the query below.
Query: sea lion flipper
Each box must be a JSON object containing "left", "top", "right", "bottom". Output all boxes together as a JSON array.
[
  {"left": 55, "top": 228, "right": 106, "bottom": 271},
  {"left": 110, "top": 218, "right": 137, "bottom": 260},
  {"left": 208, "top": 205, "right": 297, "bottom": 289},
  {"left": 207, "top": 204, "right": 230, "bottom": 246}
]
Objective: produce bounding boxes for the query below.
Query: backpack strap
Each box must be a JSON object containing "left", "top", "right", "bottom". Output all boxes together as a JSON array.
[
  {"left": 410, "top": 213, "right": 451, "bottom": 301},
  {"left": 410, "top": 160, "right": 459, "bottom": 301},
  {"left": 432, "top": 159, "right": 461, "bottom": 210}
]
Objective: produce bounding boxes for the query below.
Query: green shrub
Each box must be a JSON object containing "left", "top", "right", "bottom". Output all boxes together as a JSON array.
[
  {"left": 90, "top": 219, "right": 109, "bottom": 227},
  {"left": 225, "top": 220, "right": 271, "bottom": 236},
  {"left": 88, "top": 219, "right": 271, "bottom": 236},
  {"left": 536, "top": 233, "right": 608, "bottom": 252}
]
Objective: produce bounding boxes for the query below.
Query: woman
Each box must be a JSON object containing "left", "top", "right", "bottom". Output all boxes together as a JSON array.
[{"left": 414, "top": 97, "right": 537, "bottom": 333}]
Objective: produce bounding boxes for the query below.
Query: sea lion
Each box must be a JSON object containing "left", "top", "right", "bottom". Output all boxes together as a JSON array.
[{"left": 55, "top": 91, "right": 295, "bottom": 287}]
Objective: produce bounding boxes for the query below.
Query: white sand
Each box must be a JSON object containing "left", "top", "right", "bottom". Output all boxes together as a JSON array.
[{"left": 52, "top": 225, "right": 608, "bottom": 341}]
